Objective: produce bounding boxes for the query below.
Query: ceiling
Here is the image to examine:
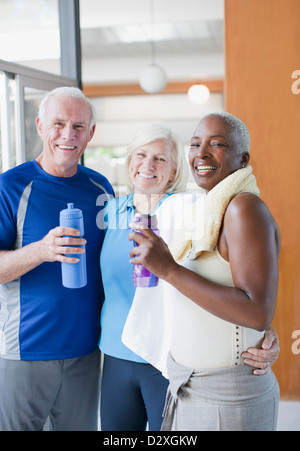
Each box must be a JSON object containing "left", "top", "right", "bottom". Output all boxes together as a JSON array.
[
  {"left": 81, "top": 17, "right": 223, "bottom": 59},
  {"left": 80, "top": 0, "right": 225, "bottom": 84},
  {"left": 0, "top": 0, "right": 225, "bottom": 85}
]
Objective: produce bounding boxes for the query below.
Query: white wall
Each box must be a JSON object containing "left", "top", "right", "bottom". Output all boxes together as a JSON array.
[{"left": 89, "top": 91, "right": 224, "bottom": 147}]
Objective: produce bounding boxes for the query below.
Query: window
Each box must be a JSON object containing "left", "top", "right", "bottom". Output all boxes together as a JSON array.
[
  {"left": 0, "top": 0, "right": 61, "bottom": 76},
  {"left": 0, "top": 61, "right": 77, "bottom": 173},
  {"left": 0, "top": 71, "right": 16, "bottom": 173},
  {"left": 0, "top": 0, "right": 80, "bottom": 173}
]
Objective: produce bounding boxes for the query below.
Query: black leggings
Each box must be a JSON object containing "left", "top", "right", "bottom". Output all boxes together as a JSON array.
[{"left": 100, "top": 354, "right": 169, "bottom": 431}]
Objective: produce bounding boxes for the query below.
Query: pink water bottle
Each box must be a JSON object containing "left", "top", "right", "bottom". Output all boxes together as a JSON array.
[{"left": 132, "top": 213, "right": 159, "bottom": 287}]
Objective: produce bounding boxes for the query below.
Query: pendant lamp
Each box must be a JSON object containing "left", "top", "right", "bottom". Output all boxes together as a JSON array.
[{"left": 139, "top": 0, "right": 167, "bottom": 94}]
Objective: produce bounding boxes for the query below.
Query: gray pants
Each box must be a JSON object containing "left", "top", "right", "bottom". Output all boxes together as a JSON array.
[
  {"left": 162, "top": 353, "right": 280, "bottom": 431},
  {"left": 0, "top": 350, "right": 100, "bottom": 431}
]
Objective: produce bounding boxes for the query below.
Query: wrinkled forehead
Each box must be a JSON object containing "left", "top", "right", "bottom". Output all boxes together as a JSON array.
[{"left": 46, "top": 95, "right": 91, "bottom": 122}]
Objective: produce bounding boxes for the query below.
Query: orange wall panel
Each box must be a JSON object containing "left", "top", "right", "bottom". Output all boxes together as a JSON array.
[{"left": 225, "top": 0, "right": 300, "bottom": 398}]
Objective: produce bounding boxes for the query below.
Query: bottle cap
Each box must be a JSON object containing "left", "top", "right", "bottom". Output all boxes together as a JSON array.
[
  {"left": 60, "top": 203, "right": 83, "bottom": 219},
  {"left": 133, "top": 213, "right": 158, "bottom": 229}
]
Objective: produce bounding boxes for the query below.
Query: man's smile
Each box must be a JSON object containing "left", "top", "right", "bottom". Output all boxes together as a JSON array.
[{"left": 57, "top": 145, "right": 77, "bottom": 150}]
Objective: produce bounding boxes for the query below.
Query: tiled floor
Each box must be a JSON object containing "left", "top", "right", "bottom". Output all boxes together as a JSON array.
[{"left": 277, "top": 401, "right": 300, "bottom": 431}]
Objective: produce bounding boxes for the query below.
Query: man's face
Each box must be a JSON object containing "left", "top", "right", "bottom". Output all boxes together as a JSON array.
[{"left": 36, "top": 95, "right": 95, "bottom": 177}]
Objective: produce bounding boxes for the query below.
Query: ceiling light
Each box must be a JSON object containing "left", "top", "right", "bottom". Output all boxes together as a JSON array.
[
  {"left": 188, "top": 84, "right": 210, "bottom": 105},
  {"left": 139, "top": 64, "right": 167, "bottom": 94},
  {"left": 138, "top": 0, "right": 167, "bottom": 94}
]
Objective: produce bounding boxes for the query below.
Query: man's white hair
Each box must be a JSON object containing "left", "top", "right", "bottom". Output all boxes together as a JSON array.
[
  {"left": 38, "top": 86, "right": 96, "bottom": 131},
  {"left": 207, "top": 112, "right": 251, "bottom": 154}
]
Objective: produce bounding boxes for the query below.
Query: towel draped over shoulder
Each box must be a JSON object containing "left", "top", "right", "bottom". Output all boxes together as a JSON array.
[{"left": 169, "top": 165, "right": 260, "bottom": 262}]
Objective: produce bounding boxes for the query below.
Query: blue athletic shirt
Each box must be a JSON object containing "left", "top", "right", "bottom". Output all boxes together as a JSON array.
[
  {"left": 0, "top": 160, "right": 114, "bottom": 361},
  {"left": 99, "top": 193, "right": 172, "bottom": 363}
]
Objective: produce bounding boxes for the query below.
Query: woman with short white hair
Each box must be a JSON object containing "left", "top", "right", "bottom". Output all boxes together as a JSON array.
[{"left": 128, "top": 113, "right": 280, "bottom": 431}]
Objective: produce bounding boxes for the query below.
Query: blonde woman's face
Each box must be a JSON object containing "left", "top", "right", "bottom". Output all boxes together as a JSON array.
[{"left": 129, "top": 139, "right": 176, "bottom": 195}]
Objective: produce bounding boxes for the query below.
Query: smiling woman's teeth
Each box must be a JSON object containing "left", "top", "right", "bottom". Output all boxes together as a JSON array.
[
  {"left": 196, "top": 166, "right": 216, "bottom": 171},
  {"left": 139, "top": 172, "right": 155, "bottom": 179}
]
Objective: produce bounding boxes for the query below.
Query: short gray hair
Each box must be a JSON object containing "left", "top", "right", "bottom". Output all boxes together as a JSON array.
[
  {"left": 125, "top": 123, "right": 189, "bottom": 194},
  {"left": 38, "top": 86, "right": 96, "bottom": 131},
  {"left": 206, "top": 112, "right": 251, "bottom": 154}
]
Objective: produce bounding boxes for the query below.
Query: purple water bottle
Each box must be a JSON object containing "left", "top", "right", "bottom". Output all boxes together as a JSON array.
[
  {"left": 132, "top": 213, "right": 159, "bottom": 287},
  {"left": 59, "top": 203, "right": 87, "bottom": 289}
]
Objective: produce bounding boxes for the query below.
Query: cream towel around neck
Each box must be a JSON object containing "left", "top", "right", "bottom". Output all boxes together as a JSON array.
[{"left": 169, "top": 166, "right": 260, "bottom": 262}]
